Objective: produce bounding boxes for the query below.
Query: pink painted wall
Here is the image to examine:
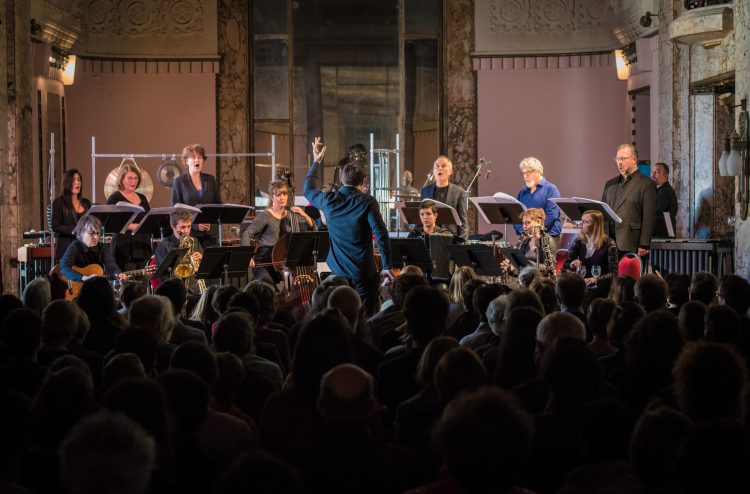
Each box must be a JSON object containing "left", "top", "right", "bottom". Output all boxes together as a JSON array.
[
  {"left": 476, "top": 55, "right": 630, "bottom": 242},
  {"left": 64, "top": 65, "right": 216, "bottom": 208}
]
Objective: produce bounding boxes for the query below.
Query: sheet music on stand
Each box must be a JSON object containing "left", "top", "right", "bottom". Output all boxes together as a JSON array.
[
  {"left": 194, "top": 203, "right": 254, "bottom": 245},
  {"left": 87, "top": 204, "right": 144, "bottom": 234},
  {"left": 396, "top": 200, "right": 462, "bottom": 228},
  {"left": 549, "top": 197, "right": 622, "bottom": 223},
  {"left": 470, "top": 194, "right": 527, "bottom": 240}
]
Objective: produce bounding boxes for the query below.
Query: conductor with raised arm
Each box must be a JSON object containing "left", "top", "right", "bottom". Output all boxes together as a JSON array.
[
  {"left": 420, "top": 156, "right": 468, "bottom": 240},
  {"left": 601, "top": 144, "right": 657, "bottom": 258},
  {"left": 304, "top": 137, "right": 395, "bottom": 315}
]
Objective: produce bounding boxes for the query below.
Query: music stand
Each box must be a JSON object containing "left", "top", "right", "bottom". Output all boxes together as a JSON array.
[
  {"left": 133, "top": 207, "right": 177, "bottom": 240},
  {"left": 87, "top": 204, "right": 143, "bottom": 235},
  {"left": 194, "top": 204, "right": 253, "bottom": 245},
  {"left": 446, "top": 244, "right": 503, "bottom": 277},
  {"left": 429, "top": 234, "right": 454, "bottom": 279},
  {"left": 500, "top": 247, "right": 531, "bottom": 273},
  {"left": 195, "top": 246, "right": 255, "bottom": 286},
  {"left": 390, "top": 238, "right": 434, "bottom": 274},
  {"left": 549, "top": 197, "right": 622, "bottom": 223},
  {"left": 396, "top": 200, "right": 462, "bottom": 229},
  {"left": 471, "top": 194, "right": 527, "bottom": 241},
  {"left": 154, "top": 248, "right": 188, "bottom": 280},
  {"left": 285, "top": 232, "right": 330, "bottom": 268}
]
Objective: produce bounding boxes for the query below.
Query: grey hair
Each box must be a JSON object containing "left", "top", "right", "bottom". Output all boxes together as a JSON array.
[
  {"left": 617, "top": 143, "right": 638, "bottom": 159},
  {"left": 518, "top": 266, "right": 543, "bottom": 288},
  {"left": 519, "top": 157, "right": 543, "bottom": 175},
  {"left": 486, "top": 295, "right": 508, "bottom": 337}
]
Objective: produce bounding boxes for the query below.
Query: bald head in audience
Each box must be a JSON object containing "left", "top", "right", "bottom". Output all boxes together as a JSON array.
[
  {"left": 317, "top": 363, "right": 376, "bottom": 421},
  {"left": 536, "top": 312, "right": 586, "bottom": 364},
  {"left": 327, "top": 286, "right": 361, "bottom": 330}
]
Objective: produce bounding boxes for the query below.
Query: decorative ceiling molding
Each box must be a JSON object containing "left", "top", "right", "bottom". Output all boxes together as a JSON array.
[
  {"left": 79, "top": 0, "right": 218, "bottom": 58},
  {"left": 31, "top": 0, "right": 84, "bottom": 51},
  {"left": 475, "top": 0, "right": 659, "bottom": 56},
  {"left": 473, "top": 52, "right": 613, "bottom": 71}
]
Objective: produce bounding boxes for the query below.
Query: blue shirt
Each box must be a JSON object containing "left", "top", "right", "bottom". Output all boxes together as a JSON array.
[
  {"left": 304, "top": 161, "right": 392, "bottom": 280},
  {"left": 514, "top": 177, "right": 562, "bottom": 236}
]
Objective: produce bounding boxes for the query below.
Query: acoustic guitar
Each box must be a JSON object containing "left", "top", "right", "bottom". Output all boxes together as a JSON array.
[{"left": 49, "top": 263, "right": 156, "bottom": 301}]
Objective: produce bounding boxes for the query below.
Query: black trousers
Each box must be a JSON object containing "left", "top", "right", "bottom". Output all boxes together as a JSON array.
[{"left": 349, "top": 273, "right": 380, "bottom": 317}]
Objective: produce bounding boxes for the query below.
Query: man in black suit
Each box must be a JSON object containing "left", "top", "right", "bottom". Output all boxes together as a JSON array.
[
  {"left": 420, "top": 156, "right": 468, "bottom": 240},
  {"left": 601, "top": 144, "right": 657, "bottom": 258},
  {"left": 651, "top": 162, "right": 678, "bottom": 237}
]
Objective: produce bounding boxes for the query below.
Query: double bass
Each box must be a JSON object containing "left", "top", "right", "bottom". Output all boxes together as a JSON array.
[{"left": 271, "top": 208, "right": 318, "bottom": 308}]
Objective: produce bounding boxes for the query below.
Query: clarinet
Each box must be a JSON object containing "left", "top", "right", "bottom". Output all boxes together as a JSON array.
[{"left": 538, "top": 226, "right": 556, "bottom": 280}]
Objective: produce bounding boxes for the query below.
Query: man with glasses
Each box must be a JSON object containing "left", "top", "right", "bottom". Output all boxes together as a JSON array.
[
  {"left": 513, "top": 156, "right": 562, "bottom": 252},
  {"left": 601, "top": 144, "right": 657, "bottom": 258},
  {"left": 59, "top": 214, "right": 126, "bottom": 282}
]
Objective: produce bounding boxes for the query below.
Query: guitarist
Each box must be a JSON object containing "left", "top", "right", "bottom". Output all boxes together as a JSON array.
[{"left": 59, "top": 215, "right": 128, "bottom": 283}]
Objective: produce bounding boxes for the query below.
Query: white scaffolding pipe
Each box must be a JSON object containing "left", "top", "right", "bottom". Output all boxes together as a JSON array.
[{"left": 90, "top": 135, "right": 277, "bottom": 203}]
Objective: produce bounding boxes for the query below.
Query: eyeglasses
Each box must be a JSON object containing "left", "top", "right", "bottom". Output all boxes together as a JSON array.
[
  {"left": 124, "top": 176, "right": 139, "bottom": 182},
  {"left": 86, "top": 230, "right": 101, "bottom": 237},
  {"left": 521, "top": 170, "right": 537, "bottom": 176},
  {"left": 614, "top": 156, "right": 633, "bottom": 163}
]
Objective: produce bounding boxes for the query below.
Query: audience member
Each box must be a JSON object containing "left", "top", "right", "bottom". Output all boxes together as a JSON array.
[
  {"left": 22, "top": 277, "right": 51, "bottom": 315},
  {"left": 555, "top": 272, "right": 586, "bottom": 324},
  {"left": 460, "top": 284, "right": 504, "bottom": 350},
  {"left": 688, "top": 271, "right": 717, "bottom": 306},
  {"left": 59, "top": 410, "right": 156, "bottom": 494},
  {"left": 493, "top": 306, "right": 543, "bottom": 391},
  {"left": 587, "top": 298, "right": 617, "bottom": 356},
  {"left": 0, "top": 308, "right": 46, "bottom": 398},
  {"left": 156, "top": 278, "right": 209, "bottom": 346},
  {"left": 77, "top": 276, "right": 125, "bottom": 355},
  {"left": 678, "top": 300, "right": 706, "bottom": 342}
]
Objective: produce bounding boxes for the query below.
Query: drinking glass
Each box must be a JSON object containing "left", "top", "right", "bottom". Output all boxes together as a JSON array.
[
  {"left": 576, "top": 265, "right": 587, "bottom": 279},
  {"left": 591, "top": 265, "right": 601, "bottom": 288}
]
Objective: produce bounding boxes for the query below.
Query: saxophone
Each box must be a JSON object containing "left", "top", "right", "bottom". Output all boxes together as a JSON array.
[{"left": 175, "top": 233, "right": 207, "bottom": 294}]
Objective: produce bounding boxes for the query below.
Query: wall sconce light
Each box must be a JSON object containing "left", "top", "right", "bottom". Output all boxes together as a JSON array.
[
  {"left": 640, "top": 11, "right": 658, "bottom": 28},
  {"left": 614, "top": 50, "right": 629, "bottom": 80},
  {"left": 717, "top": 97, "right": 750, "bottom": 220},
  {"left": 62, "top": 54, "right": 76, "bottom": 86}
]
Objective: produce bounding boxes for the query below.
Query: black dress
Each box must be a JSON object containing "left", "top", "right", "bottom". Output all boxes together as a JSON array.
[
  {"left": 107, "top": 190, "right": 152, "bottom": 270},
  {"left": 51, "top": 195, "right": 91, "bottom": 262}
]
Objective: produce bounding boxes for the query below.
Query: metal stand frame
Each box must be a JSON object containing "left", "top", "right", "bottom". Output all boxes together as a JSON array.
[
  {"left": 368, "top": 133, "right": 403, "bottom": 234},
  {"left": 90, "top": 135, "right": 277, "bottom": 203}
]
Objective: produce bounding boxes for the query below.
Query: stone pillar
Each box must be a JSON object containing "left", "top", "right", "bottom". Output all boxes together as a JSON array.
[
  {"left": 444, "top": 0, "right": 477, "bottom": 235},
  {"left": 216, "top": 0, "right": 251, "bottom": 206},
  {"left": 0, "top": 0, "right": 34, "bottom": 294},
  {"left": 733, "top": 0, "right": 750, "bottom": 277}
]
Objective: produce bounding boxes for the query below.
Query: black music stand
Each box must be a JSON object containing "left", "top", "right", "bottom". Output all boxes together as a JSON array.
[
  {"left": 390, "top": 238, "right": 434, "bottom": 274},
  {"left": 87, "top": 205, "right": 143, "bottom": 235},
  {"left": 446, "top": 243, "right": 503, "bottom": 277},
  {"left": 396, "top": 200, "right": 461, "bottom": 230},
  {"left": 500, "top": 247, "right": 531, "bottom": 273},
  {"left": 194, "top": 204, "right": 253, "bottom": 245},
  {"left": 470, "top": 195, "right": 526, "bottom": 241},
  {"left": 549, "top": 197, "right": 622, "bottom": 224},
  {"left": 195, "top": 246, "right": 254, "bottom": 287},
  {"left": 133, "top": 207, "right": 176, "bottom": 240},
  {"left": 285, "top": 231, "right": 330, "bottom": 268},
  {"left": 429, "top": 234, "right": 454, "bottom": 279},
  {"left": 154, "top": 248, "right": 188, "bottom": 280}
]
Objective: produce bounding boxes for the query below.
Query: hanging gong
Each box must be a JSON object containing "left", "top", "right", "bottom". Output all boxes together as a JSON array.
[
  {"left": 156, "top": 158, "right": 183, "bottom": 188},
  {"left": 104, "top": 166, "right": 155, "bottom": 203}
]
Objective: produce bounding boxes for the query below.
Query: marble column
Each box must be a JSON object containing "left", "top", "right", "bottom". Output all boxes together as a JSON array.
[
  {"left": 0, "top": 0, "right": 34, "bottom": 294},
  {"left": 216, "top": 0, "right": 250, "bottom": 207},
  {"left": 444, "top": 0, "right": 478, "bottom": 235}
]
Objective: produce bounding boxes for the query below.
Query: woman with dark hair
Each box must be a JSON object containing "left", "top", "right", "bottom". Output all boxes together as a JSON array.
[
  {"left": 107, "top": 162, "right": 152, "bottom": 270},
  {"left": 259, "top": 312, "right": 353, "bottom": 457},
  {"left": 170, "top": 144, "right": 222, "bottom": 247},
  {"left": 51, "top": 168, "right": 92, "bottom": 262},
  {"left": 77, "top": 276, "right": 125, "bottom": 355},
  {"left": 564, "top": 209, "right": 619, "bottom": 292}
]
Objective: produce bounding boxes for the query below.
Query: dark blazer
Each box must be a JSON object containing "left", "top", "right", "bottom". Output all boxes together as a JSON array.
[
  {"left": 420, "top": 182, "right": 468, "bottom": 240},
  {"left": 654, "top": 182, "right": 678, "bottom": 237},
  {"left": 304, "top": 161, "right": 392, "bottom": 281},
  {"left": 51, "top": 195, "right": 91, "bottom": 261},
  {"left": 170, "top": 172, "right": 222, "bottom": 244},
  {"left": 601, "top": 170, "right": 657, "bottom": 253}
]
